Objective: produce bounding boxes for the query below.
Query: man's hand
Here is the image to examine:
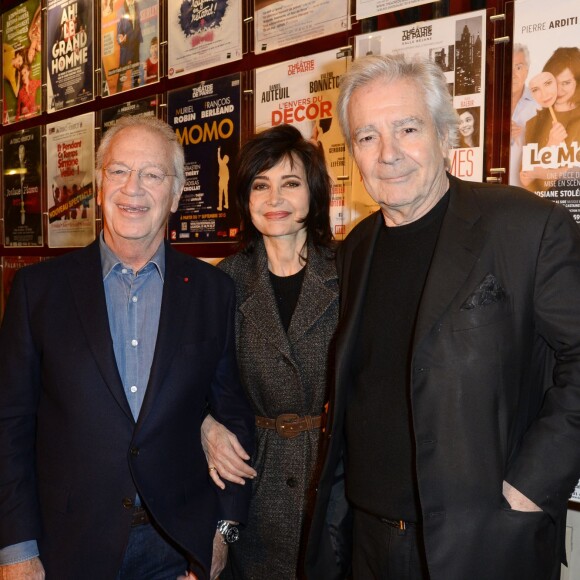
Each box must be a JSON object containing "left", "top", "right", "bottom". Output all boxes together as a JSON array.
[
  {"left": 502, "top": 480, "right": 542, "bottom": 512},
  {"left": 0, "top": 557, "right": 45, "bottom": 580},
  {"left": 175, "top": 528, "right": 232, "bottom": 580},
  {"left": 201, "top": 415, "right": 256, "bottom": 490},
  {"left": 210, "top": 530, "right": 228, "bottom": 580}
]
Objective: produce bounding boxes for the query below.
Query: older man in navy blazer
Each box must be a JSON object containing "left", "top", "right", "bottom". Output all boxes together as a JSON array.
[{"left": 0, "top": 116, "right": 253, "bottom": 580}]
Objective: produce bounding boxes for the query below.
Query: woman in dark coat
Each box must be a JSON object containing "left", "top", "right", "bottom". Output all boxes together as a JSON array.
[{"left": 205, "top": 124, "right": 339, "bottom": 579}]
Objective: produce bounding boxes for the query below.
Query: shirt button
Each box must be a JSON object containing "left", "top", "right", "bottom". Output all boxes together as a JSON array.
[
  {"left": 286, "top": 477, "right": 297, "bottom": 488},
  {"left": 131, "top": 339, "right": 138, "bottom": 347},
  {"left": 132, "top": 296, "right": 138, "bottom": 303},
  {"left": 130, "top": 386, "right": 137, "bottom": 393},
  {"left": 130, "top": 447, "right": 140, "bottom": 457},
  {"left": 122, "top": 497, "right": 134, "bottom": 509},
  {"left": 121, "top": 268, "right": 128, "bottom": 274}
]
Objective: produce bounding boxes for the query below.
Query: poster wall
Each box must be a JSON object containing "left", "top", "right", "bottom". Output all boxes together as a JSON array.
[
  {"left": 2, "top": 0, "right": 42, "bottom": 124},
  {"left": 167, "top": 0, "right": 242, "bottom": 77},
  {"left": 511, "top": 0, "right": 580, "bottom": 224},
  {"left": 356, "top": 0, "right": 432, "bottom": 19},
  {"left": 167, "top": 74, "right": 241, "bottom": 243},
  {"left": 255, "top": 49, "right": 350, "bottom": 237},
  {"left": 101, "top": 95, "right": 159, "bottom": 134},
  {"left": 355, "top": 10, "right": 486, "bottom": 183},
  {"left": 2, "top": 127, "right": 43, "bottom": 247},
  {"left": 46, "top": 112, "right": 96, "bottom": 248},
  {"left": 255, "top": 0, "right": 349, "bottom": 54},
  {"left": 47, "top": 0, "right": 94, "bottom": 112},
  {"left": 101, "top": 0, "right": 160, "bottom": 97}
]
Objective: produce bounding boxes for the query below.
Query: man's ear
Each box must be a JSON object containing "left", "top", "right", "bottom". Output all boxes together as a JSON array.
[{"left": 170, "top": 190, "right": 182, "bottom": 213}]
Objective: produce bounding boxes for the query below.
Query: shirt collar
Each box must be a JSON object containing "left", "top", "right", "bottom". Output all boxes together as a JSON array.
[{"left": 99, "top": 232, "right": 165, "bottom": 281}]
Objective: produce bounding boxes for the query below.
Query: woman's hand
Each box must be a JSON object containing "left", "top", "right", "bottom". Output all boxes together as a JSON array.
[
  {"left": 201, "top": 415, "right": 257, "bottom": 489},
  {"left": 547, "top": 121, "right": 568, "bottom": 147}
]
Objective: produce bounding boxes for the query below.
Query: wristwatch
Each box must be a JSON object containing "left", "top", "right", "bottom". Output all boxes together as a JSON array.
[{"left": 217, "top": 520, "right": 240, "bottom": 544}]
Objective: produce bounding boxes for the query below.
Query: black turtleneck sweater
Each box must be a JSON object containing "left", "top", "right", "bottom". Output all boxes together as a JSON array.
[{"left": 345, "top": 191, "right": 449, "bottom": 522}]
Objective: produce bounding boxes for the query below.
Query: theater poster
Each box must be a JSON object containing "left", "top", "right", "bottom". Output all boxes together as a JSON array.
[
  {"left": 512, "top": 0, "right": 580, "bottom": 225},
  {"left": 356, "top": 0, "right": 432, "bottom": 19},
  {"left": 47, "top": 0, "right": 94, "bottom": 112},
  {"left": 2, "top": 127, "right": 43, "bottom": 247},
  {"left": 101, "top": 0, "right": 160, "bottom": 97},
  {"left": 255, "top": 0, "right": 349, "bottom": 54},
  {"left": 255, "top": 49, "right": 350, "bottom": 238},
  {"left": 355, "top": 10, "right": 487, "bottom": 184},
  {"left": 167, "top": 0, "right": 242, "bottom": 77},
  {"left": 46, "top": 113, "right": 96, "bottom": 248},
  {"left": 1, "top": 256, "right": 44, "bottom": 321},
  {"left": 2, "top": 0, "right": 42, "bottom": 124},
  {"left": 167, "top": 74, "right": 241, "bottom": 243},
  {"left": 101, "top": 95, "right": 159, "bottom": 134}
]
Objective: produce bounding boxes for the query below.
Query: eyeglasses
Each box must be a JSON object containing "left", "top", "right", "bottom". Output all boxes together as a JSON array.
[{"left": 104, "top": 165, "right": 176, "bottom": 188}]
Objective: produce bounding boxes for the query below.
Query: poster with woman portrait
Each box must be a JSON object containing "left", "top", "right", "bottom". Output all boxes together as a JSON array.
[
  {"left": 46, "top": 113, "right": 96, "bottom": 248},
  {"left": 2, "top": 0, "right": 42, "bottom": 124},
  {"left": 101, "top": 0, "right": 160, "bottom": 97},
  {"left": 255, "top": 49, "right": 350, "bottom": 237},
  {"left": 167, "top": 0, "right": 242, "bottom": 77},
  {"left": 354, "top": 9, "right": 487, "bottom": 184},
  {"left": 47, "top": 0, "right": 94, "bottom": 112},
  {"left": 2, "top": 127, "right": 43, "bottom": 247},
  {"left": 512, "top": 0, "right": 580, "bottom": 225},
  {"left": 167, "top": 74, "right": 241, "bottom": 243}
]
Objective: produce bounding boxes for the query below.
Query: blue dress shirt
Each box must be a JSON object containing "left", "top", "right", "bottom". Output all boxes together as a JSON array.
[{"left": 0, "top": 235, "right": 165, "bottom": 566}]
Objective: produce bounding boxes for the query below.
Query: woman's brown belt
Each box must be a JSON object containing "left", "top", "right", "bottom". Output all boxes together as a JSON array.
[{"left": 255, "top": 413, "right": 324, "bottom": 439}]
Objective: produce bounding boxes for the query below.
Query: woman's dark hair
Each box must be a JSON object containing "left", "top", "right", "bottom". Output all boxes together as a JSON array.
[{"left": 235, "top": 123, "right": 334, "bottom": 253}]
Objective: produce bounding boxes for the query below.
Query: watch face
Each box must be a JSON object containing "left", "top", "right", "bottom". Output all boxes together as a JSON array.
[{"left": 225, "top": 526, "right": 239, "bottom": 543}]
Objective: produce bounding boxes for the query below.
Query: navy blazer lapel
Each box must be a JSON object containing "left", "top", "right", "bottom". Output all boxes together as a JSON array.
[
  {"left": 413, "top": 176, "right": 489, "bottom": 351},
  {"left": 136, "top": 243, "right": 192, "bottom": 428},
  {"left": 67, "top": 241, "right": 133, "bottom": 421}
]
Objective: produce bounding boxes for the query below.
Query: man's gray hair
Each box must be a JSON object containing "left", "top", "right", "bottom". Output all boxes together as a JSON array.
[
  {"left": 96, "top": 116, "right": 185, "bottom": 197},
  {"left": 337, "top": 53, "right": 460, "bottom": 153},
  {"left": 513, "top": 44, "right": 530, "bottom": 68}
]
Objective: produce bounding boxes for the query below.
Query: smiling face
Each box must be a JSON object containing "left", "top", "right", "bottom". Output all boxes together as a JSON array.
[
  {"left": 459, "top": 111, "right": 475, "bottom": 137},
  {"left": 98, "top": 126, "right": 180, "bottom": 265},
  {"left": 554, "top": 67, "right": 577, "bottom": 109},
  {"left": 529, "top": 71, "right": 558, "bottom": 109},
  {"left": 248, "top": 155, "right": 310, "bottom": 242},
  {"left": 348, "top": 77, "right": 449, "bottom": 226}
]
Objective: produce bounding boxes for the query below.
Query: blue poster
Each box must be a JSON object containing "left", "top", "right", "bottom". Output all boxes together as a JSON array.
[{"left": 168, "top": 73, "right": 241, "bottom": 243}]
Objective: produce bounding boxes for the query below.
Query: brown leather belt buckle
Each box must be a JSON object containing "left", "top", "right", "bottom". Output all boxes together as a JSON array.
[{"left": 275, "top": 413, "right": 302, "bottom": 439}]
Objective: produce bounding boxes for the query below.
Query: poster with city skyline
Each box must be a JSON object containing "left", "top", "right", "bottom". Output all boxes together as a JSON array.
[{"left": 355, "top": 9, "right": 487, "bottom": 184}]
